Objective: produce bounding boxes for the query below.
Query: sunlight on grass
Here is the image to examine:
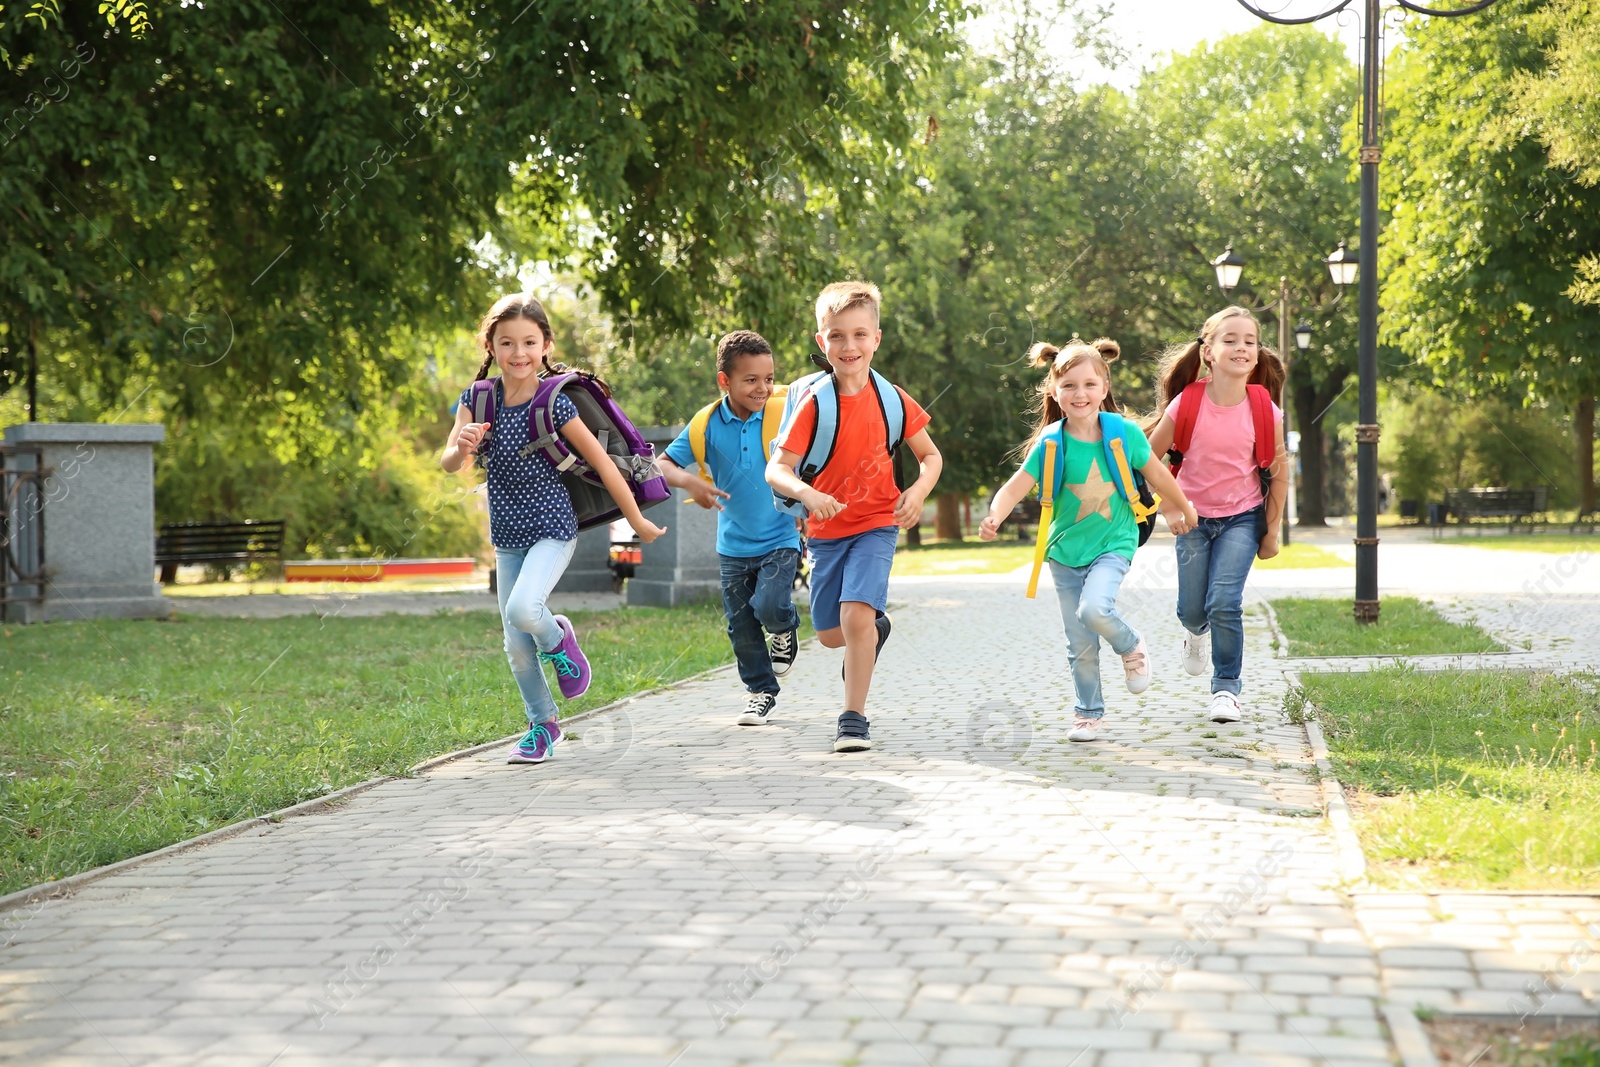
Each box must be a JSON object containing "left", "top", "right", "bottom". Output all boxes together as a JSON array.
[
  {"left": 891, "top": 538, "right": 1035, "bottom": 576},
  {"left": 1442, "top": 534, "right": 1600, "bottom": 555},
  {"left": 1271, "top": 596, "right": 1501, "bottom": 657},
  {"left": 1300, "top": 668, "right": 1600, "bottom": 889},
  {"left": 1255, "top": 543, "right": 1349, "bottom": 570}
]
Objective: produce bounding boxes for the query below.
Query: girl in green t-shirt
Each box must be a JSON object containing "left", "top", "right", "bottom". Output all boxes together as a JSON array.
[{"left": 980, "top": 338, "right": 1196, "bottom": 742}]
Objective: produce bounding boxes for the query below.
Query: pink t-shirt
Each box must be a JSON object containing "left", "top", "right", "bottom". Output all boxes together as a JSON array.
[{"left": 1163, "top": 390, "right": 1283, "bottom": 518}]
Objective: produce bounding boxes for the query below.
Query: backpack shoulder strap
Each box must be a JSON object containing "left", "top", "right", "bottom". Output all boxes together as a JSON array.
[
  {"left": 800, "top": 375, "right": 840, "bottom": 477},
  {"left": 869, "top": 371, "right": 907, "bottom": 452},
  {"left": 1099, "top": 411, "right": 1134, "bottom": 504},
  {"left": 760, "top": 390, "right": 788, "bottom": 461},
  {"left": 1246, "top": 384, "right": 1275, "bottom": 469},
  {"left": 526, "top": 374, "right": 582, "bottom": 471},
  {"left": 687, "top": 398, "right": 721, "bottom": 482},
  {"left": 1171, "top": 380, "right": 1208, "bottom": 456},
  {"left": 467, "top": 378, "right": 498, "bottom": 425}
]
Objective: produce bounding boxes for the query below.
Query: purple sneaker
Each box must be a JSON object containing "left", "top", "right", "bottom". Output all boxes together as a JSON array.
[
  {"left": 507, "top": 721, "right": 561, "bottom": 764},
  {"left": 539, "top": 614, "right": 592, "bottom": 699}
]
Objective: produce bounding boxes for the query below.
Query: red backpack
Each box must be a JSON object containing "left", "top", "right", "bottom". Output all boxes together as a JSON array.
[{"left": 1167, "top": 380, "right": 1276, "bottom": 499}]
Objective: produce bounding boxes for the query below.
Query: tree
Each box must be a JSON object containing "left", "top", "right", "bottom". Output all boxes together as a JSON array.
[
  {"left": 1126, "top": 25, "right": 1361, "bottom": 525},
  {"left": 1381, "top": 0, "right": 1600, "bottom": 513}
]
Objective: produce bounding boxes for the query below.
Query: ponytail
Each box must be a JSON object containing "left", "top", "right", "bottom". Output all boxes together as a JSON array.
[
  {"left": 1158, "top": 306, "right": 1287, "bottom": 413},
  {"left": 1015, "top": 336, "right": 1121, "bottom": 461}
]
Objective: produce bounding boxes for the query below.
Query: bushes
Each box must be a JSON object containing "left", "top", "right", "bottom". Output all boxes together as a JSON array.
[{"left": 1382, "top": 390, "right": 1575, "bottom": 509}]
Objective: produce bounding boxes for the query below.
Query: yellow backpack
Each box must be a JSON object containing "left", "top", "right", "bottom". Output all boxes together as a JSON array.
[{"left": 686, "top": 385, "right": 790, "bottom": 484}]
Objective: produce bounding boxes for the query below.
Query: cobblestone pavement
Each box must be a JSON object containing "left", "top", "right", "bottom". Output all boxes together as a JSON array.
[{"left": 4, "top": 538, "right": 1599, "bottom": 1065}]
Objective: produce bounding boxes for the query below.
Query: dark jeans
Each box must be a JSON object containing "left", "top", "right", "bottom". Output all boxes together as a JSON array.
[
  {"left": 1175, "top": 504, "right": 1266, "bottom": 696},
  {"left": 720, "top": 548, "right": 801, "bottom": 695}
]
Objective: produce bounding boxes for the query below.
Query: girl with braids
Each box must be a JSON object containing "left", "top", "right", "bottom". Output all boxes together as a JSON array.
[
  {"left": 980, "top": 338, "right": 1195, "bottom": 742},
  {"left": 1146, "top": 306, "right": 1288, "bottom": 725},
  {"left": 441, "top": 294, "right": 666, "bottom": 765}
]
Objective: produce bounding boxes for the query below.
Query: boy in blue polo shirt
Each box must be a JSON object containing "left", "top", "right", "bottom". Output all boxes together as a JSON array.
[{"left": 660, "top": 331, "right": 803, "bottom": 726}]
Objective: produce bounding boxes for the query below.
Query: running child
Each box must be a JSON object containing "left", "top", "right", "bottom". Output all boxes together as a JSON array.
[
  {"left": 441, "top": 293, "right": 666, "bottom": 764},
  {"left": 980, "top": 337, "right": 1196, "bottom": 742},
  {"left": 766, "top": 281, "right": 943, "bottom": 753},
  {"left": 1145, "top": 306, "right": 1289, "bottom": 724},
  {"left": 658, "top": 330, "right": 803, "bottom": 727}
]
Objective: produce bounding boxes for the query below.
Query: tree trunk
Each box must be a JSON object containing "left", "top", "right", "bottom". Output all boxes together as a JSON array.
[
  {"left": 906, "top": 523, "right": 922, "bottom": 548},
  {"left": 1292, "top": 380, "right": 1329, "bottom": 527},
  {"left": 1579, "top": 395, "right": 1595, "bottom": 517},
  {"left": 935, "top": 493, "right": 962, "bottom": 540}
]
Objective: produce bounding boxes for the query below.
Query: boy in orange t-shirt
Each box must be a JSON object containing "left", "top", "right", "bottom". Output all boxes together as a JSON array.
[{"left": 766, "top": 281, "right": 943, "bottom": 753}]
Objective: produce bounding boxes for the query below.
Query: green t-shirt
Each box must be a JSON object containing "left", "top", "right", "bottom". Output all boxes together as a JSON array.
[{"left": 1022, "top": 418, "right": 1153, "bottom": 567}]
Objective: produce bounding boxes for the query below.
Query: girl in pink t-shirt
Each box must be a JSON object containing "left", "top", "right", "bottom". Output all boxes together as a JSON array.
[{"left": 1146, "top": 307, "right": 1288, "bottom": 725}]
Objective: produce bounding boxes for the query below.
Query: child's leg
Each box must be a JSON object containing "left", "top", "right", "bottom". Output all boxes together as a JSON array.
[
  {"left": 1076, "top": 553, "right": 1138, "bottom": 654},
  {"left": 1175, "top": 525, "right": 1214, "bottom": 636},
  {"left": 1049, "top": 561, "right": 1105, "bottom": 719},
  {"left": 750, "top": 547, "right": 801, "bottom": 636},
  {"left": 836, "top": 528, "right": 897, "bottom": 710},
  {"left": 839, "top": 601, "right": 879, "bottom": 710},
  {"left": 719, "top": 553, "right": 778, "bottom": 695},
  {"left": 1202, "top": 508, "right": 1265, "bottom": 695},
  {"left": 497, "top": 538, "right": 576, "bottom": 724}
]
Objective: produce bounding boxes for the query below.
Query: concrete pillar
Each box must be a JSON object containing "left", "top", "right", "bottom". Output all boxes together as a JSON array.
[
  {"left": 2, "top": 423, "right": 171, "bottom": 623},
  {"left": 626, "top": 425, "right": 722, "bottom": 608},
  {"left": 552, "top": 524, "right": 614, "bottom": 593}
]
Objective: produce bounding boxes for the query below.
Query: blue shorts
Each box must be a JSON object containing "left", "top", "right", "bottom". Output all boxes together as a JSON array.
[{"left": 807, "top": 525, "right": 897, "bottom": 631}]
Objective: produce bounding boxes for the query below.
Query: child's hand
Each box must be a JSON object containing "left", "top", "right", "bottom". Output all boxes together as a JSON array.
[
  {"left": 978, "top": 514, "right": 1002, "bottom": 542},
  {"left": 801, "top": 488, "right": 845, "bottom": 521},
  {"left": 635, "top": 520, "right": 668, "bottom": 544},
  {"left": 893, "top": 489, "right": 927, "bottom": 529},
  {"left": 1257, "top": 531, "right": 1280, "bottom": 560},
  {"left": 685, "top": 480, "right": 729, "bottom": 511},
  {"left": 1161, "top": 500, "right": 1198, "bottom": 536},
  {"left": 457, "top": 422, "right": 489, "bottom": 454}
]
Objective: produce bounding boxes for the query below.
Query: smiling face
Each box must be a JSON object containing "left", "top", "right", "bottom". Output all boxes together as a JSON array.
[
  {"left": 1204, "top": 315, "right": 1260, "bottom": 380},
  {"left": 1051, "top": 358, "right": 1109, "bottom": 423},
  {"left": 491, "top": 316, "right": 551, "bottom": 381},
  {"left": 815, "top": 305, "right": 881, "bottom": 378},
  {"left": 718, "top": 353, "right": 776, "bottom": 419}
]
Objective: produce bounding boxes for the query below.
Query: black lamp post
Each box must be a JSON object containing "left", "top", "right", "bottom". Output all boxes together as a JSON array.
[
  {"left": 1209, "top": 244, "right": 1353, "bottom": 548},
  {"left": 1234, "top": 0, "right": 1502, "bottom": 623}
]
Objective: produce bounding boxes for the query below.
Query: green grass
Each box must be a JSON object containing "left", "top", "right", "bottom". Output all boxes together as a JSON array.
[
  {"left": 1254, "top": 543, "right": 1350, "bottom": 570},
  {"left": 1441, "top": 534, "right": 1600, "bottom": 554},
  {"left": 0, "top": 604, "right": 749, "bottom": 896},
  {"left": 1300, "top": 668, "right": 1600, "bottom": 889},
  {"left": 891, "top": 538, "right": 1036, "bottom": 576},
  {"left": 1271, "top": 596, "right": 1502, "bottom": 657}
]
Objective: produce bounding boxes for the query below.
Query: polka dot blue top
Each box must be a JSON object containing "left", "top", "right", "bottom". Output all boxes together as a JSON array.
[{"left": 460, "top": 380, "right": 580, "bottom": 548}]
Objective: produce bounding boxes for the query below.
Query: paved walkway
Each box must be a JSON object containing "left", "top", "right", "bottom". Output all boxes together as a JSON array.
[{"left": 3, "top": 537, "right": 1598, "bottom": 1065}]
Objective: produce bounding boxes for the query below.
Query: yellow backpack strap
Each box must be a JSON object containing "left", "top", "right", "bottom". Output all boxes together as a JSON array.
[
  {"left": 1026, "top": 436, "right": 1059, "bottom": 600},
  {"left": 687, "top": 400, "right": 719, "bottom": 483},
  {"left": 1108, "top": 437, "right": 1161, "bottom": 521},
  {"left": 760, "top": 389, "right": 787, "bottom": 461}
]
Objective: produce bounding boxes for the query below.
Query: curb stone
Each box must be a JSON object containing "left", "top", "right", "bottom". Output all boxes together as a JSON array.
[
  {"left": 1383, "top": 1001, "right": 1441, "bottom": 1067},
  {"left": 1302, "top": 709, "right": 1368, "bottom": 885},
  {"left": 0, "top": 651, "right": 755, "bottom": 917}
]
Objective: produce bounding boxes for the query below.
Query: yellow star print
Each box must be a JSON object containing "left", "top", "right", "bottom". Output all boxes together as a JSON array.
[{"left": 1067, "top": 460, "right": 1116, "bottom": 523}]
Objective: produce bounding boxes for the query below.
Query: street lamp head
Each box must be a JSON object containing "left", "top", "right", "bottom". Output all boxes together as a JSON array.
[
  {"left": 1326, "top": 240, "right": 1359, "bottom": 287},
  {"left": 1212, "top": 243, "right": 1245, "bottom": 292},
  {"left": 1294, "top": 322, "right": 1313, "bottom": 351}
]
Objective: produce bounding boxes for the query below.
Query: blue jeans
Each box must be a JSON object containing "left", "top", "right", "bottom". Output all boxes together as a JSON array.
[
  {"left": 720, "top": 548, "right": 801, "bottom": 695},
  {"left": 1050, "top": 553, "right": 1140, "bottom": 719},
  {"left": 1175, "top": 505, "right": 1266, "bottom": 696},
  {"left": 496, "top": 539, "right": 576, "bottom": 725}
]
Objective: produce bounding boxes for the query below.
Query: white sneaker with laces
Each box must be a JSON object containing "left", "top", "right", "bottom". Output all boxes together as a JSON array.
[
  {"left": 1208, "top": 691, "right": 1242, "bottom": 724},
  {"left": 1121, "top": 638, "right": 1151, "bottom": 695},
  {"left": 1068, "top": 717, "right": 1102, "bottom": 742},
  {"left": 1182, "top": 630, "right": 1210, "bottom": 677}
]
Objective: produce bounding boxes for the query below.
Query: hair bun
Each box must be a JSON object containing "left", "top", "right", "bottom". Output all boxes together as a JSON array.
[
  {"left": 1092, "top": 337, "right": 1120, "bottom": 363},
  {"left": 1027, "top": 342, "right": 1060, "bottom": 367}
]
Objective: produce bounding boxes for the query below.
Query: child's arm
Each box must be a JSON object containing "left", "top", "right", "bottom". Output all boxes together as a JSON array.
[
  {"left": 979, "top": 467, "right": 1038, "bottom": 541},
  {"left": 657, "top": 457, "right": 730, "bottom": 512},
  {"left": 441, "top": 406, "right": 485, "bottom": 473},
  {"left": 558, "top": 417, "right": 668, "bottom": 543},
  {"left": 1259, "top": 420, "right": 1289, "bottom": 560},
  {"left": 893, "top": 429, "right": 943, "bottom": 529},
  {"left": 1146, "top": 412, "right": 1176, "bottom": 459},
  {"left": 766, "top": 448, "right": 845, "bottom": 520},
  {"left": 1138, "top": 456, "right": 1198, "bottom": 536}
]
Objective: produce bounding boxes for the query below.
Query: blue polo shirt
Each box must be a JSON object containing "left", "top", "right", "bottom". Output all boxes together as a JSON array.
[{"left": 663, "top": 397, "right": 801, "bottom": 559}]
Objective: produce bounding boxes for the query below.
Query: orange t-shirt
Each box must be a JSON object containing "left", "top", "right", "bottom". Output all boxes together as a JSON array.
[{"left": 776, "top": 382, "right": 931, "bottom": 541}]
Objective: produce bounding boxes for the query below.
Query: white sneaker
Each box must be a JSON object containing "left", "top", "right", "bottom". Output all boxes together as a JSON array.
[
  {"left": 1182, "top": 630, "right": 1209, "bottom": 677},
  {"left": 1208, "top": 691, "right": 1242, "bottom": 724},
  {"left": 737, "top": 693, "right": 776, "bottom": 726},
  {"left": 1121, "top": 638, "right": 1151, "bottom": 695},
  {"left": 1068, "top": 717, "right": 1102, "bottom": 742}
]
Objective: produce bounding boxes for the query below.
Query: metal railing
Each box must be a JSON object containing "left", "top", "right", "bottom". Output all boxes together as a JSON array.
[{"left": 1, "top": 443, "right": 47, "bottom": 617}]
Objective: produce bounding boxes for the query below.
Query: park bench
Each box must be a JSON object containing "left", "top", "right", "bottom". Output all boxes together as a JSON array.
[
  {"left": 155, "top": 520, "right": 285, "bottom": 583},
  {"left": 1443, "top": 486, "right": 1548, "bottom": 525}
]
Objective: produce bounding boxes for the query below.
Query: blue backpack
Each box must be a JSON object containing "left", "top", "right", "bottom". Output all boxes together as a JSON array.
[
  {"left": 1040, "top": 412, "right": 1161, "bottom": 546},
  {"left": 771, "top": 369, "right": 906, "bottom": 517}
]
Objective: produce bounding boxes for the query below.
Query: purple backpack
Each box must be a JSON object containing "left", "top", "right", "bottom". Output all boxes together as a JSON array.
[{"left": 466, "top": 366, "right": 671, "bottom": 532}]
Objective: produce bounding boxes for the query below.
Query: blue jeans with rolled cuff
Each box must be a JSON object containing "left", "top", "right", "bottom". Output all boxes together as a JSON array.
[
  {"left": 720, "top": 548, "right": 801, "bottom": 695},
  {"left": 1049, "top": 552, "right": 1140, "bottom": 720}
]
